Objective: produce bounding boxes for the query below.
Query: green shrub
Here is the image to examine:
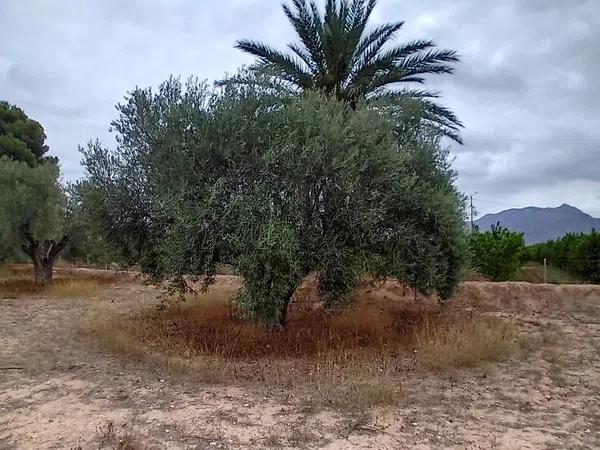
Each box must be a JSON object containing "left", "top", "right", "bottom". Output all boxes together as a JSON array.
[{"left": 468, "top": 223, "right": 525, "bottom": 281}]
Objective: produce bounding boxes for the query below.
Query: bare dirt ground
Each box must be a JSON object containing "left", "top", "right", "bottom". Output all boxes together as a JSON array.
[{"left": 1, "top": 272, "right": 600, "bottom": 449}]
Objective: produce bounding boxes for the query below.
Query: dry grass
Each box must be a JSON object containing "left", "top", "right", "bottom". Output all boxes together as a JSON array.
[
  {"left": 0, "top": 277, "right": 115, "bottom": 299},
  {"left": 85, "top": 285, "right": 518, "bottom": 410},
  {"left": 0, "top": 264, "right": 31, "bottom": 280},
  {"left": 47, "top": 278, "right": 108, "bottom": 298},
  {"left": 516, "top": 262, "right": 582, "bottom": 284},
  {"left": 415, "top": 315, "right": 517, "bottom": 370},
  {"left": 0, "top": 264, "right": 122, "bottom": 299}
]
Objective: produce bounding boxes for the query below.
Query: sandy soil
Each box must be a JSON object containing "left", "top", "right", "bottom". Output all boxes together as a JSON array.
[{"left": 1, "top": 274, "right": 600, "bottom": 449}]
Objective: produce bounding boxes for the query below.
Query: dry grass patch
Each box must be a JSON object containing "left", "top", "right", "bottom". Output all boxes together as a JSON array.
[
  {"left": 0, "top": 277, "right": 115, "bottom": 299},
  {"left": 85, "top": 286, "right": 518, "bottom": 410},
  {"left": 0, "top": 265, "right": 123, "bottom": 299},
  {"left": 0, "top": 264, "right": 31, "bottom": 280},
  {"left": 415, "top": 315, "right": 516, "bottom": 370},
  {"left": 46, "top": 277, "right": 108, "bottom": 298}
]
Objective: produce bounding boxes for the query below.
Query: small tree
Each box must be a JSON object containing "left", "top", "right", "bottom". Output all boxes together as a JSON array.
[
  {"left": 60, "top": 181, "right": 123, "bottom": 268},
  {"left": 0, "top": 157, "right": 69, "bottom": 284},
  {"left": 468, "top": 223, "right": 524, "bottom": 281}
]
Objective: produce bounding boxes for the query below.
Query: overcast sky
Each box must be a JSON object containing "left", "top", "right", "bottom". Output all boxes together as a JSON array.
[{"left": 1, "top": 0, "right": 599, "bottom": 217}]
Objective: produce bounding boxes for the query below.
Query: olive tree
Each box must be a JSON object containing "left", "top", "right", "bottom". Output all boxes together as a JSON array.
[
  {"left": 0, "top": 157, "right": 69, "bottom": 284},
  {"left": 81, "top": 78, "right": 465, "bottom": 326}
]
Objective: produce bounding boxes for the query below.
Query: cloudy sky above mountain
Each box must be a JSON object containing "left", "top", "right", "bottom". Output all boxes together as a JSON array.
[{"left": 1, "top": 0, "right": 598, "bottom": 217}]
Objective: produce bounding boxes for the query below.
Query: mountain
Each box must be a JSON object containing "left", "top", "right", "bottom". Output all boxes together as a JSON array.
[{"left": 474, "top": 204, "right": 600, "bottom": 245}]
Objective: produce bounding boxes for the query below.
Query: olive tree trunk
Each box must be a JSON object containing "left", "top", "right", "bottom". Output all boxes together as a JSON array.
[
  {"left": 277, "top": 285, "right": 298, "bottom": 328},
  {"left": 20, "top": 224, "right": 69, "bottom": 286}
]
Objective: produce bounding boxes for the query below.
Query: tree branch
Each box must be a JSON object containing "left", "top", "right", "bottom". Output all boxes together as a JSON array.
[{"left": 48, "top": 233, "right": 70, "bottom": 261}]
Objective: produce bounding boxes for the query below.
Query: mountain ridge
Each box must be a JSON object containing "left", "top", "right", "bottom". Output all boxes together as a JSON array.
[{"left": 474, "top": 204, "right": 600, "bottom": 245}]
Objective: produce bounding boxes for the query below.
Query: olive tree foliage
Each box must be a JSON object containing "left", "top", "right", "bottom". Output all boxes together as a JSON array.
[
  {"left": 81, "top": 77, "right": 465, "bottom": 326},
  {"left": 0, "top": 157, "right": 69, "bottom": 283},
  {"left": 230, "top": 94, "right": 465, "bottom": 325}
]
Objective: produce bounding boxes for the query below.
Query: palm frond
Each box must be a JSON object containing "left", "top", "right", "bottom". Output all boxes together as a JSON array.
[
  {"left": 370, "top": 93, "right": 463, "bottom": 143},
  {"left": 350, "top": 39, "right": 435, "bottom": 90},
  {"left": 419, "top": 99, "right": 463, "bottom": 130},
  {"left": 288, "top": 43, "right": 316, "bottom": 71},
  {"left": 352, "top": 22, "right": 405, "bottom": 67},
  {"left": 215, "top": 69, "right": 300, "bottom": 98},
  {"left": 283, "top": 1, "right": 326, "bottom": 73},
  {"left": 370, "top": 40, "right": 437, "bottom": 65},
  {"left": 369, "top": 88, "right": 441, "bottom": 100},
  {"left": 398, "top": 49, "right": 459, "bottom": 76},
  {"left": 235, "top": 40, "right": 313, "bottom": 88}
]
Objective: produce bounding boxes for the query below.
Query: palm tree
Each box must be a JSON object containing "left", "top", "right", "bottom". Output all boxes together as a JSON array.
[{"left": 220, "top": 0, "right": 463, "bottom": 142}]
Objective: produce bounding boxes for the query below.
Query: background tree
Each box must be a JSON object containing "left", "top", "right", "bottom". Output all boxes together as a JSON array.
[
  {"left": 0, "top": 157, "right": 69, "bottom": 284},
  {"left": 60, "top": 181, "right": 123, "bottom": 268},
  {"left": 468, "top": 223, "right": 525, "bottom": 281},
  {"left": 0, "top": 101, "right": 50, "bottom": 166},
  {"left": 220, "top": 0, "right": 462, "bottom": 142}
]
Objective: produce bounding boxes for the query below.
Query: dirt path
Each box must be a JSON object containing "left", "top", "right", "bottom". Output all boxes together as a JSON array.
[{"left": 1, "top": 280, "right": 600, "bottom": 449}]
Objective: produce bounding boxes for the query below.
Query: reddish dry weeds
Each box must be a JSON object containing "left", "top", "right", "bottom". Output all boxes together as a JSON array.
[{"left": 130, "top": 292, "right": 468, "bottom": 360}]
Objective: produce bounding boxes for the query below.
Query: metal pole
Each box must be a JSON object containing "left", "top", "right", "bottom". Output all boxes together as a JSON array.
[
  {"left": 470, "top": 195, "right": 474, "bottom": 233},
  {"left": 543, "top": 258, "right": 547, "bottom": 284}
]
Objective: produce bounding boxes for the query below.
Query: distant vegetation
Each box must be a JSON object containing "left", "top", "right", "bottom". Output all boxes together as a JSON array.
[
  {"left": 515, "top": 262, "right": 582, "bottom": 285},
  {"left": 526, "top": 231, "right": 600, "bottom": 283},
  {"left": 465, "top": 225, "right": 599, "bottom": 284},
  {"left": 467, "top": 224, "right": 525, "bottom": 281}
]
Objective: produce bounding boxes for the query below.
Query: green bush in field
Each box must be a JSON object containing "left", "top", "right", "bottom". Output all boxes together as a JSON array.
[{"left": 468, "top": 223, "right": 525, "bottom": 281}]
